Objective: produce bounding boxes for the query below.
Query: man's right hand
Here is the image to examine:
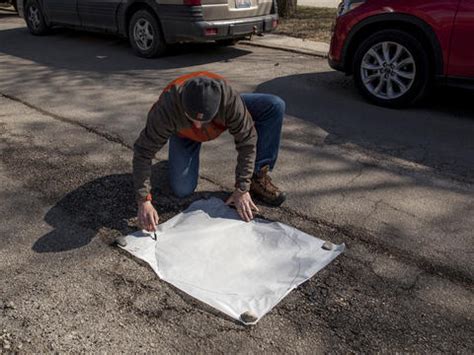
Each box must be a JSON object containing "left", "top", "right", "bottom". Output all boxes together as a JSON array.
[{"left": 138, "top": 201, "right": 159, "bottom": 232}]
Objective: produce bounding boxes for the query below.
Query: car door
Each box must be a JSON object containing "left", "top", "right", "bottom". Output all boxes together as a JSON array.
[
  {"left": 448, "top": 0, "right": 474, "bottom": 77},
  {"left": 77, "top": 0, "right": 123, "bottom": 31},
  {"left": 42, "top": 0, "right": 80, "bottom": 25}
]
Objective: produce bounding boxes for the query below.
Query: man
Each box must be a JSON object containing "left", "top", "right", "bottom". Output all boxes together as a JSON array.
[{"left": 133, "top": 71, "right": 286, "bottom": 231}]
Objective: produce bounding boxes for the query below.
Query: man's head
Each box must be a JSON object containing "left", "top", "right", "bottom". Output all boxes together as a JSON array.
[{"left": 182, "top": 77, "right": 222, "bottom": 128}]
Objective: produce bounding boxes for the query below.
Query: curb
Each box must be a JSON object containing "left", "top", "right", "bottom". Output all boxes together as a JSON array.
[{"left": 239, "top": 38, "right": 329, "bottom": 58}]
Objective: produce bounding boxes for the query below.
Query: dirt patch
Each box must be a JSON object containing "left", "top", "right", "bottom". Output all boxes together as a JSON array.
[{"left": 274, "top": 7, "right": 337, "bottom": 43}]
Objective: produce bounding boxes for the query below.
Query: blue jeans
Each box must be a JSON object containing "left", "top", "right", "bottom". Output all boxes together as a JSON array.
[{"left": 168, "top": 93, "right": 285, "bottom": 198}]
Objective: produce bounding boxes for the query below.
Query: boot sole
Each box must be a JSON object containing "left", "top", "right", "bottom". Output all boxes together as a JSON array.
[{"left": 252, "top": 192, "right": 287, "bottom": 207}]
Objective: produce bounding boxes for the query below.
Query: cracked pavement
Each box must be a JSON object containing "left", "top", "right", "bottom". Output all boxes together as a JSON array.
[{"left": 1, "top": 12, "right": 473, "bottom": 352}]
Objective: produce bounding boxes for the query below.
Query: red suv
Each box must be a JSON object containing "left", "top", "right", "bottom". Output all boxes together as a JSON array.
[{"left": 329, "top": 0, "right": 474, "bottom": 107}]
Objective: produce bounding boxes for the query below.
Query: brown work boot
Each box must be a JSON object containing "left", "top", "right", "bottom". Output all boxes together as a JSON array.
[{"left": 250, "top": 166, "right": 286, "bottom": 207}]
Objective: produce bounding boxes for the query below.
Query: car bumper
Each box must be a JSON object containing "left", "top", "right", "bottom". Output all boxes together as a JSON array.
[
  {"left": 161, "top": 13, "right": 278, "bottom": 43},
  {"left": 328, "top": 16, "right": 348, "bottom": 72},
  {"left": 328, "top": 57, "right": 344, "bottom": 72}
]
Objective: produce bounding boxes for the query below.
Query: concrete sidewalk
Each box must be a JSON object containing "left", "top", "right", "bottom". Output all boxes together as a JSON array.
[
  {"left": 298, "top": 0, "right": 339, "bottom": 8},
  {"left": 241, "top": 34, "right": 330, "bottom": 58}
]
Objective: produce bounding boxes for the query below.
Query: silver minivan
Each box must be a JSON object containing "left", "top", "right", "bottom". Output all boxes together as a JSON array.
[{"left": 18, "top": 0, "right": 278, "bottom": 57}]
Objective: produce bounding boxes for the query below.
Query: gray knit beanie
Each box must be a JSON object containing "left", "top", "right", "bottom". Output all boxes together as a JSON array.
[{"left": 182, "top": 77, "right": 222, "bottom": 122}]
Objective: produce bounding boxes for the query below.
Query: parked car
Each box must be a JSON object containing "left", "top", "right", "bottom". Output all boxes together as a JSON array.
[
  {"left": 17, "top": 0, "right": 278, "bottom": 58},
  {"left": 329, "top": 0, "right": 474, "bottom": 107}
]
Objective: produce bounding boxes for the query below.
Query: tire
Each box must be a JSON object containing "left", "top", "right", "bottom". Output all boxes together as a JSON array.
[
  {"left": 128, "top": 10, "right": 166, "bottom": 58},
  {"left": 353, "top": 29, "right": 432, "bottom": 108},
  {"left": 24, "top": 0, "right": 49, "bottom": 35}
]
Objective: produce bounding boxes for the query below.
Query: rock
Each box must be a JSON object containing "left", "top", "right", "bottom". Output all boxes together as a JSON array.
[
  {"left": 5, "top": 301, "right": 16, "bottom": 310},
  {"left": 240, "top": 311, "right": 258, "bottom": 324},
  {"left": 322, "top": 241, "right": 334, "bottom": 251},
  {"left": 115, "top": 236, "right": 127, "bottom": 247}
]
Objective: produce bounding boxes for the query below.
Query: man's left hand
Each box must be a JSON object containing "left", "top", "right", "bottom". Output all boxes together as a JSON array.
[{"left": 226, "top": 190, "right": 259, "bottom": 222}]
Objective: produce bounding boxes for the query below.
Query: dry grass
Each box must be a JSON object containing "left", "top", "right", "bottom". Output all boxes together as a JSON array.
[{"left": 274, "top": 6, "right": 338, "bottom": 43}]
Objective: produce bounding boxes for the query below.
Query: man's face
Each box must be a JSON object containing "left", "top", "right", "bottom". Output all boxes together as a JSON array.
[
  {"left": 192, "top": 120, "right": 203, "bottom": 129},
  {"left": 185, "top": 112, "right": 210, "bottom": 129}
]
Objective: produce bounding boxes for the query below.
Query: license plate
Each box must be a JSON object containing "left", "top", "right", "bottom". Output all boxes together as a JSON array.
[{"left": 235, "top": 0, "right": 252, "bottom": 8}]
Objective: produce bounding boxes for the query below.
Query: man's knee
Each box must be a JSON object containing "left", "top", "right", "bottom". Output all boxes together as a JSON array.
[
  {"left": 264, "top": 95, "right": 286, "bottom": 121},
  {"left": 272, "top": 96, "right": 286, "bottom": 116},
  {"left": 171, "top": 180, "right": 196, "bottom": 198}
]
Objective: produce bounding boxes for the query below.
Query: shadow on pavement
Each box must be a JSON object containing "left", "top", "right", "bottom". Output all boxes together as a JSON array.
[
  {"left": 257, "top": 72, "right": 474, "bottom": 179},
  {"left": 33, "top": 161, "right": 228, "bottom": 253},
  {"left": 0, "top": 26, "right": 252, "bottom": 72}
]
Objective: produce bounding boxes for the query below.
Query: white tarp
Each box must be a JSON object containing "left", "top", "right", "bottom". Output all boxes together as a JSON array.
[{"left": 120, "top": 198, "right": 344, "bottom": 324}]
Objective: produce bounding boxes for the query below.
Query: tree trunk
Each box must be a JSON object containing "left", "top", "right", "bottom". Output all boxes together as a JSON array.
[{"left": 276, "top": 0, "right": 297, "bottom": 18}]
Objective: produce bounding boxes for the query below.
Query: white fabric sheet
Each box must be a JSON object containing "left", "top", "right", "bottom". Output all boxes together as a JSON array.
[{"left": 120, "top": 198, "right": 344, "bottom": 324}]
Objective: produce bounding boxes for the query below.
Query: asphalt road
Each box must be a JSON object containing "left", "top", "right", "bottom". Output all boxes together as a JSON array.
[{"left": 1, "top": 12, "right": 473, "bottom": 353}]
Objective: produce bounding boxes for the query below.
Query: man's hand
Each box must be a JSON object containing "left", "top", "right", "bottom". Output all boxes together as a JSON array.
[
  {"left": 226, "top": 190, "right": 259, "bottom": 222},
  {"left": 138, "top": 201, "right": 159, "bottom": 232}
]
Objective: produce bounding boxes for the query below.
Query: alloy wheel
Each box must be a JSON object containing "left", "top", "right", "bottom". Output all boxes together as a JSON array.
[
  {"left": 360, "top": 41, "right": 416, "bottom": 100},
  {"left": 133, "top": 18, "right": 155, "bottom": 52},
  {"left": 28, "top": 5, "right": 41, "bottom": 31}
]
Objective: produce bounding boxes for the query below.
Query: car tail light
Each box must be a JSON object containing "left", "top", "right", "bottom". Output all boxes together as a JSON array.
[
  {"left": 184, "top": 0, "right": 201, "bottom": 5},
  {"left": 272, "top": 19, "right": 278, "bottom": 28},
  {"left": 204, "top": 28, "right": 218, "bottom": 36}
]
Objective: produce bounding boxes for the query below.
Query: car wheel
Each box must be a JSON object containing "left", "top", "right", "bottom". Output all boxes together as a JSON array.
[
  {"left": 353, "top": 29, "right": 431, "bottom": 108},
  {"left": 24, "top": 0, "right": 49, "bottom": 35},
  {"left": 129, "top": 10, "right": 166, "bottom": 58}
]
